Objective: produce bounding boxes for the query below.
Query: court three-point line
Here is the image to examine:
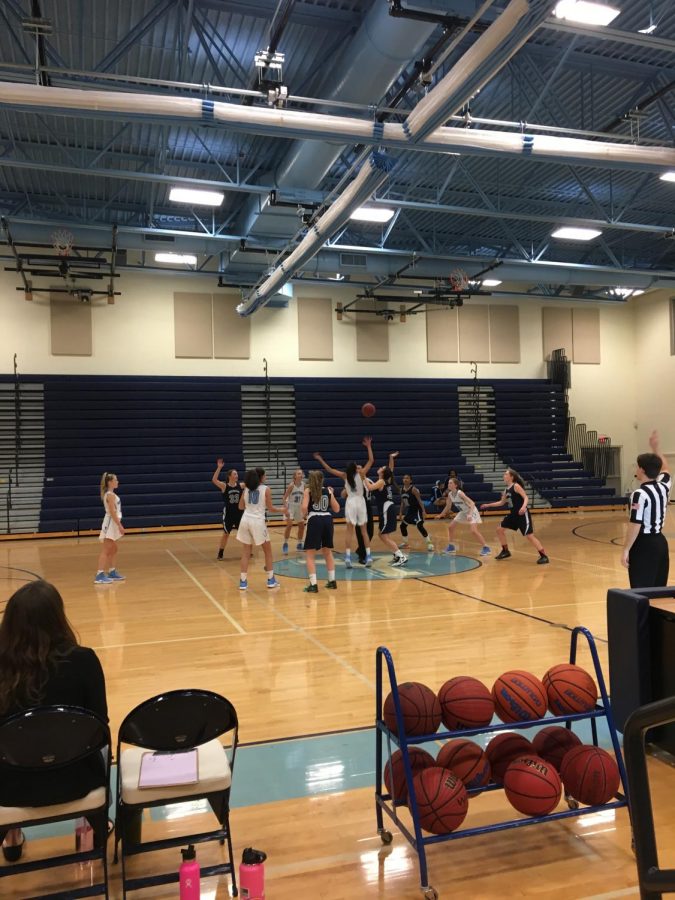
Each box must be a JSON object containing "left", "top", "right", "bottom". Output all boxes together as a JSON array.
[{"left": 166, "top": 549, "right": 246, "bottom": 634}]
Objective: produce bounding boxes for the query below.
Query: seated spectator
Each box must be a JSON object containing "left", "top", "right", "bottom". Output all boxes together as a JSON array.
[
  {"left": 0, "top": 580, "right": 108, "bottom": 862},
  {"left": 427, "top": 480, "right": 446, "bottom": 512}
]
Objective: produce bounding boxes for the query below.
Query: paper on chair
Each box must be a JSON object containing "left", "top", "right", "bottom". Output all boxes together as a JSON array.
[{"left": 138, "top": 749, "right": 199, "bottom": 788}]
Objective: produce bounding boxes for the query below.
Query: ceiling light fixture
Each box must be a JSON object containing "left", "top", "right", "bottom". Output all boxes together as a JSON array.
[
  {"left": 551, "top": 226, "right": 602, "bottom": 241},
  {"left": 553, "top": 1, "right": 620, "bottom": 27},
  {"left": 350, "top": 206, "right": 396, "bottom": 223},
  {"left": 169, "top": 187, "right": 224, "bottom": 206},
  {"left": 482, "top": 279, "right": 502, "bottom": 287},
  {"left": 155, "top": 252, "right": 197, "bottom": 265},
  {"left": 608, "top": 287, "right": 644, "bottom": 298},
  {"left": 638, "top": 23, "right": 657, "bottom": 34},
  {"left": 659, "top": 171, "right": 675, "bottom": 182}
]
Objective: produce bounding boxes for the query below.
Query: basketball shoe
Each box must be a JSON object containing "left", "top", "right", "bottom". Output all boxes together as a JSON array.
[{"left": 496, "top": 549, "right": 512, "bottom": 560}]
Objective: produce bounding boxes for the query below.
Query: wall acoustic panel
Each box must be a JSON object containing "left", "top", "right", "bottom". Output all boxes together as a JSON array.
[
  {"left": 542, "top": 307, "right": 573, "bottom": 360},
  {"left": 572, "top": 307, "right": 600, "bottom": 364},
  {"left": 426, "top": 307, "right": 459, "bottom": 362},
  {"left": 356, "top": 304, "right": 389, "bottom": 361},
  {"left": 213, "top": 293, "right": 250, "bottom": 359},
  {"left": 50, "top": 293, "right": 92, "bottom": 356},
  {"left": 297, "top": 296, "right": 333, "bottom": 360},
  {"left": 459, "top": 305, "right": 490, "bottom": 362},
  {"left": 489, "top": 305, "right": 520, "bottom": 363},
  {"left": 174, "top": 292, "right": 213, "bottom": 358}
]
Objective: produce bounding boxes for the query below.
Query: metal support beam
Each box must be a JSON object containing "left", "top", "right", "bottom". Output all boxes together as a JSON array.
[{"left": 94, "top": 0, "right": 176, "bottom": 73}]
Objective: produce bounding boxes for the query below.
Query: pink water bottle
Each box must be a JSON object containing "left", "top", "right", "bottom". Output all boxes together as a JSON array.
[
  {"left": 239, "top": 847, "right": 267, "bottom": 899},
  {"left": 179, "top": 844, "right": 200, "bottom": 899}
]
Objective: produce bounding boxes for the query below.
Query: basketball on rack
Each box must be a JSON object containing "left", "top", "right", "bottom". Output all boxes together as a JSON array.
[
  {"left": 492, "top": 670, "right": 547, "bottom": 723},
  {"left": 383, "top": 682, "right": 442, "bottom": 737},
  {"left": 436, "top": 739, "right": 491, "bottom": 789},
  {"left": 532, "top": 726, "right": 582, "bottom": 770},
  {"left": 485, "top": 732, "right": 533, "bottom": 784},
  {"left": 542, "top": 663, "right": 598, "bottom": 715},
  {"left": 438, "top": 676, "right": 495, "bottom": 731},
  {"left": 560, "top": 745, "right": 620, "bottom": 806},
  {"left": 504, "top": 755, "right": 562, "bottom": 817},
  {"left": 384, "top": 747, "right": 435, "bottom": 804},
  {"left": 409, "top": 767, "right": 468, "bottom": 834},
  {"left": 361, "top": 402, "right": 376, "bottom": 418}
]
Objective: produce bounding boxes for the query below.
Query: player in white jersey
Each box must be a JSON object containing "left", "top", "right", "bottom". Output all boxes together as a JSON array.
[
  {"left": 237, "top": 468, "right": 287, "bottom": 591},
  {"left": 313, "top": 436, "right": 374, "bottom": 568},
  {"left": 439, "top": 477, "right": 490, "bottom": 556},
  {"left": 282, "top": 468, "right": 306, "bottom": 554},
  {"left": 95, "top": 472, "right": 126, "bottom": 584}
]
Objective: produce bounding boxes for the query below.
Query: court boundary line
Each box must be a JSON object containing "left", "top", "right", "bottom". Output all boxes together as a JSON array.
[{"left": 165, "top": 549, "right": 246, "bottom": 634}]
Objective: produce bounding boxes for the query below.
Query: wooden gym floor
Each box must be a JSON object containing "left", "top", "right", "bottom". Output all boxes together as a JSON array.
[{"left": 1, "top": 510, "right": 673, "bottom": 899}]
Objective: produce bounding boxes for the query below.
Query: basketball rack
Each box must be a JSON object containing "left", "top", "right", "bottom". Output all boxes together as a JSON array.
[{"left": 374, "top": 627, "right": 630, "bottom": 900}]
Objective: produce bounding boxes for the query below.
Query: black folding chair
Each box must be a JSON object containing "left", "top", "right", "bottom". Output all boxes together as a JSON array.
[
  {"left": 0, "top": 705, "right": 111, "bottom": 899},
  {"left": 624, "top": 697, "right": 675, "bottom": 899},
  {"left": 114, "top": 689, "right": 238, "bottom": 897}
]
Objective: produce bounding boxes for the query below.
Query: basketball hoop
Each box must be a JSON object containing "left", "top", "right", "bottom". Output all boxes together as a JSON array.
[
  {"left": 51, "top": 228, "right": 75, "bottom": 257},
  {"left": 449, "top": 268, "right": 468, "bottom": 292}
]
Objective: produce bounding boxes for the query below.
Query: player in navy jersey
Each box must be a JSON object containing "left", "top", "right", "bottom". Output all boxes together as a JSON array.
[
  {"left": 480, "top": 468, "right": 549, "bottom": 564},
  {"left": 212, "top": 459, "right": 244, "bottom": 560},
  {"left": 366, "top": 463, "right": 407, "bottom": 566},
  {"left": 399, "top": 474, "right": 434, "bottom": 552},
  {"left": 301, "top": 470, "right": 340, "bottom": 593}
]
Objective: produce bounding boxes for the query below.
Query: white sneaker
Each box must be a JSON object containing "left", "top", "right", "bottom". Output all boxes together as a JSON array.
[{"left": 391, "top": 554, "right": 408, "bottom": 567}]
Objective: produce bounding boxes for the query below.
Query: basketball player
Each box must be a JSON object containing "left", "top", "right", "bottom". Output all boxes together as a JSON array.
[
  {"left": 301, "top": 470, "right": 340, "bottom": 593},
  {"left": 95, "top": 472, "right": 125, "bottom": 584},
  {"left": 366, "top": 464, "right": 407, "bottom": 566},
  {"left": 480, "top": 468, "right": 549, "bottom": 564},
  {"left": 621, "top": 430, "right": 671, "bottom": 587},
  {"left": 282, "top": 468, "right": 306, "bottom": 554},
  {"left": 313, "top": 437, "right": 374, "bottom": 568},
  {"left": 237, "top": 469, "right": 287, "bottom": 590},
  {"left": 439, "top": 477, "right": 490, "bottom": 555},
  {"left": 212, "top": 459, "right": 244, "bottom": 560},
  {"left": 399, "top": 474, "right": 434, "bottom": 551}
]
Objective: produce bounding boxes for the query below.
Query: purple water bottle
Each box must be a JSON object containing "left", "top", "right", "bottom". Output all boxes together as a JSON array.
[
  {"left": 179, "top": 844, "right": 200, "bottom": 899},
  {"left": 239, "top": 847, "right": 267, "bottom": 899}
]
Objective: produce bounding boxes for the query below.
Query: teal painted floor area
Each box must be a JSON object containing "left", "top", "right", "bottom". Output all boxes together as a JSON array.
[
  {"left": 275, "top": 550, "right": 481, "bottom": 581},
  {"left": 22, "top": 714, "right": 617, "bottom": 836}
]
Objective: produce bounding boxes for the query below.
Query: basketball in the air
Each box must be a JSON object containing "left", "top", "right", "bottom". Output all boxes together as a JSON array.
[
  {"left": 383, "top": 682, "right": 442, "bottom": 737},
  {"left": 361, "top": 402, "right": 376, "bottom": 418},
  {"left": 438, "top": 676, "right": 495, "bottom": 731},
  {"left": 492, "top": 670, "right": 547, "bottom": 723},
  {"left": 542, "top": 664, "right": 598, "bottom": 715}
]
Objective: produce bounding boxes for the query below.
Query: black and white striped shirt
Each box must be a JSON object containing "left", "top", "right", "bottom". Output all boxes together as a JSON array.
[{"left": 629, "top": 472, "right": 671, "bottom": 535}]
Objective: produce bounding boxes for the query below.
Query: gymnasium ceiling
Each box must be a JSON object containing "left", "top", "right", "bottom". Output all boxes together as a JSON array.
[{"left": 1, "top": 0, "right": 675, "bottom": 307}]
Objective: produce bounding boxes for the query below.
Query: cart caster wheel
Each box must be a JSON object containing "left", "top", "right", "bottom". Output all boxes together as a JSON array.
[
  {"left": 423, "top": 888, "right": 438, "bottom": 900},
  {"left": 379, "top": 829, "right": 393, "bottom": 845},
  {"left": 567, "top": 798, "right": 579, "bottom": 810}
]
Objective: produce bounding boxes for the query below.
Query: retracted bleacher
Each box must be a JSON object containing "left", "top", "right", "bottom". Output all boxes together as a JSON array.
[{"left": 39, "top": 376, "right": 244, "bottom": 533}]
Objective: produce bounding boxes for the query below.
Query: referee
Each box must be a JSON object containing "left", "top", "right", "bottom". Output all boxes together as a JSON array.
[{"left": 621, "top": 430, "right": 671, "bottom": 588}]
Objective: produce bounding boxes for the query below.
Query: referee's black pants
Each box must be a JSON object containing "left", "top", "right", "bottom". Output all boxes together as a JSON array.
[
  {"left": 356, "top": 502, "right": 374, "bottom": 563},
  {"left": 628, "top": 532, "right": 670, "bottom": 589}
]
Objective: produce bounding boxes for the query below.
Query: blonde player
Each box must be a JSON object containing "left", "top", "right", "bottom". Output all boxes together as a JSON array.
[
  {"left": 439, "top": 477, "right": 490, "bottom": 556},
  {"left": 301, "top": 470, "right": 340, "bottom": 593},
  {"left": 95, "top": 472, "right": 125, "bottom": 584},
  {"left": 282, "top": 468, "right": 306, "bottom": 554},
  {"left": 480, "top": 468, "right": 549, "bottom": 564},
  {"left": 237, "top": 469, "right": 287, "bottom": 590}
]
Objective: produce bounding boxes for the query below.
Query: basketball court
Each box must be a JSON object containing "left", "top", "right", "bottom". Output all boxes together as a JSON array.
[{"left": 3, "top": 511, "right": 674, "bottom": 898}]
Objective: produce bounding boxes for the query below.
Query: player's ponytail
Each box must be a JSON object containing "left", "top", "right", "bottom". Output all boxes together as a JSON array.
[
  {"left": 244, "top": 469, "right": 260, "bottom": 492},
  {"left": 100, "top": 472, "right": 115, "bottom": 500},
  {"left": 506, "top": 468, "right": 525, "bottom": 488},
  {"left": 308, "top": 470, "right": 323, "bottom": 504},
  {"left": 345, "top": 461, "right": 357, "bottom": 492}
]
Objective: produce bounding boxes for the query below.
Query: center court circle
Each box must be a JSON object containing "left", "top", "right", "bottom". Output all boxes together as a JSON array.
[{"left": 274, "top": 551, "right": 481, "bottom": 581}]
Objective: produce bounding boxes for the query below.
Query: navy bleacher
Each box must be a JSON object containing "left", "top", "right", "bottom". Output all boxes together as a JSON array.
[
  {"left": 39, "top": 376, "right": 244, "bottom": 532},
  {"left": 493, "top": 381, "right": 617, "bottom": 507}
]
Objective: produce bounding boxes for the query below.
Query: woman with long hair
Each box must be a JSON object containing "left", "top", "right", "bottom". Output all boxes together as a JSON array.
[
  {"left": 237, "top": 468, "right": 287, "bottom": 590},
  {"left": 365, "top": 463, "right": 407, "bottom": 566},
  {"left": 0, "top": 580, "right": 108, "bottom": 861},
  {"left": 439, "top": 476, "right": 490, "bottom": 555},
  {"left": 95, "top": 471, "right": 125, "bottom": 585},
  {"left": 480, "top": 468, "right": 549, "bottom": 564},
  {"left": 301, "top": 471, "right": 340, "bottom": 593},
  {"left": 313, "top": 437, "right": 374, "bottom": 568}
]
